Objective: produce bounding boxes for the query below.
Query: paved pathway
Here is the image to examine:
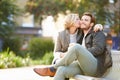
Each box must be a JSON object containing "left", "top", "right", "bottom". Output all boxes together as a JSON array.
[{"left": 0, "top": 65, "right": 53, "bottom": 80}]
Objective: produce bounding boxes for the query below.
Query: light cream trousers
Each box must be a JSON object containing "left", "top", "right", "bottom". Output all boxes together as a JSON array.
[{"left": 53, "top": 44, "right": 97, "bottom": 80}]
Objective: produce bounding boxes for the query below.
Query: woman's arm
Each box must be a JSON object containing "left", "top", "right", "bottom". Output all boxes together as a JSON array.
[
  {"left": 93, "top": 24, "right": 103, "bottom": 32},
  {"left": 53, "top": 32, "right": 64, "bottom": 59}
]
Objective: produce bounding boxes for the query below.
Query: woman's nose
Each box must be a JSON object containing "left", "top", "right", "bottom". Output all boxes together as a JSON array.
[{"left": 79, "top": 20, "right": 82, "bottom": 23}]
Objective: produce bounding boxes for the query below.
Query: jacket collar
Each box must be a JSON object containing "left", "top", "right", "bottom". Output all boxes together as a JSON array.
[{"left": 83, "top": 27, "right": 94, "bottom": 36}]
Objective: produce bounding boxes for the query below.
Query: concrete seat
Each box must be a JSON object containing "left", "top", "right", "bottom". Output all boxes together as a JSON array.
[{"left": 74, "top": 50, "right": 120, "bottom": 80}]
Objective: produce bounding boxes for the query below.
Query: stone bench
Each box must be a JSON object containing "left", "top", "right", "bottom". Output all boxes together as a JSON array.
[{"left": 74, "top": 50, "right": 120, "bottom": 80}]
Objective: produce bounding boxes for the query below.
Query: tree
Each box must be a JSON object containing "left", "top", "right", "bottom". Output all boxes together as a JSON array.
[
  {"left": 107, "top": 0, "right": 120, "bottom": 35},
  {"left": 25, "top": 0, "right": 110, "bottom": 22},
  {"left": 0, "top": 0, "right": 20, "bottom": 38},
  {"left": 0, "top": 0, "right": 20, "bottom": 52},
  {"left": 25, "top": 0, "right": 84, "bottom": 20},
  {"left": 25, "top": 0, "right": 119, "bottom": 33}
]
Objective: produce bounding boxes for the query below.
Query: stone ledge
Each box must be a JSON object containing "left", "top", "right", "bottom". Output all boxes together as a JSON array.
[{"left": 74, "top": 50, "right": 120, "bottom": 80}]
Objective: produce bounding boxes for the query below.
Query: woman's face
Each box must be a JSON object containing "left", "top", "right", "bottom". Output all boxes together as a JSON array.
[{"left": 74, "top": 16, "right": 81, "bottom": 28}]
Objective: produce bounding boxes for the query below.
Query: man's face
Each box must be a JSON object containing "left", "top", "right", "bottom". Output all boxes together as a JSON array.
[{"left": 80, "top": 15, "right": 93, "bottom": 30}]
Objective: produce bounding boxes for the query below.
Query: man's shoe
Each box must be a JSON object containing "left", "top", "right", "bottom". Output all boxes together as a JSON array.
[{"left": 33, "top": 67, "right": 56, "bottom": 77}]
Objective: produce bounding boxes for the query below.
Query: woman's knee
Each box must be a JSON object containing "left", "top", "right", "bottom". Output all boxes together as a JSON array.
[{"left": 68, "top": 44, "right": 82, "bottom": 50}]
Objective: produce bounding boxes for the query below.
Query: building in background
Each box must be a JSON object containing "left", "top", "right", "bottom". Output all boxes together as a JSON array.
[{"left": 14, "top": 0, "right": 42, "bottom": 41}]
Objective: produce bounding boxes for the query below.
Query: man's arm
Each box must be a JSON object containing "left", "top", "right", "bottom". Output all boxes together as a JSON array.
[{"left": 88, "top": 31, "right": 106, "bottom": 56}]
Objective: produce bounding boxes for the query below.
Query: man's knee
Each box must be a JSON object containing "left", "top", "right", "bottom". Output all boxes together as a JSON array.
[
  {"left": 57, "top": 66, "right": 66, "bottom": 75},
  {"left": 57, "top": 66, "right": 70, "bottom": 80},
  {"left": 57, "top": 66, "right": 71, "bottom": 76}
]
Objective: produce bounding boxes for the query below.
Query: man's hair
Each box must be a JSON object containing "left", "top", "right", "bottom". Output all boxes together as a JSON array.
[{"left": 82, "top": 12, "right": 96, "bottom": 24}]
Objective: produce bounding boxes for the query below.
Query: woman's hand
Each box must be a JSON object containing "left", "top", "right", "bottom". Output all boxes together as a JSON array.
[
  {"left": 94, "top": 24, "right": 103, "bottom": 32},
  {"left": 60, "top": 53, "right": 66, "bottom": 58}
]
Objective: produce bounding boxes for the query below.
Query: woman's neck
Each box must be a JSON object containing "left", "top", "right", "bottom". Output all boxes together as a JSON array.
[{"left": 69, "top": 27, "right": 77, "bottom": 34}]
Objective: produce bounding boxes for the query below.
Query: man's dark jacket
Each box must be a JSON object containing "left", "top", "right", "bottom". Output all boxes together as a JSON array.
[{"left": 77, "top": 28, "right": 112, "bottom": 77}]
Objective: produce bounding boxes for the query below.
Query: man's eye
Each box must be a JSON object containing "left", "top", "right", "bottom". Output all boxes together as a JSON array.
[{"left": 85, "top": 19, "right": 88, "bottom": 21}]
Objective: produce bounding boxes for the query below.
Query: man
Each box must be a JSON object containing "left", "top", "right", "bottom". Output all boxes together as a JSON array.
[{"left": 34, "top": 12, "right": 112, "bottom": 80}]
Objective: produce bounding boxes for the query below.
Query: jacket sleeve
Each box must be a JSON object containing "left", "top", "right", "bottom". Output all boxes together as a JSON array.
[
  {"left": 53, "top": 32, "right": 63, "bottom": 59},
  {"left": 87, "top": 31, "right": 106, "bottom": 56}
]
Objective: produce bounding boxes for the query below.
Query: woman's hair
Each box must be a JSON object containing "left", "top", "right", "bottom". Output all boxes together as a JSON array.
[{"left": 64, "top": 13, "right": 79, "bottom": 29}]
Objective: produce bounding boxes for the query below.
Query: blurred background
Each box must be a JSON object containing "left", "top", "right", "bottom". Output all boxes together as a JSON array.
[{"left": 0, "top": 0, "right": 120, "bottom": 69}]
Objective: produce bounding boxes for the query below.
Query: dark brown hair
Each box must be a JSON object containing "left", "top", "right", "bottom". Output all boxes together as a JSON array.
[{"left": 82, "top": 12, "right": 96, "bottom": 24}]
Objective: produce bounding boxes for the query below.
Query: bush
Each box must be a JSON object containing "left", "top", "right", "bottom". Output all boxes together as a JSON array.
[
  {"left": 31, "top": 51, "right": 54, "bottom": 65},
  {"left": 28, "top": 37, "right": 54, "bottom": 59},
  {"left": 0, "top": 49, "right": 31, "bottom": 69},
  {"left": 3, "top": 37, "right": 22, "bottom": 55},
  {"left": 41, "top": 51, "right": 54, "bottom": 65}
]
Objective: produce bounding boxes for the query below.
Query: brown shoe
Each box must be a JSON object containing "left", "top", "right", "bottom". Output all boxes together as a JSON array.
[{"left": 33, "top": 67, "right": 56, "bottom": 77}]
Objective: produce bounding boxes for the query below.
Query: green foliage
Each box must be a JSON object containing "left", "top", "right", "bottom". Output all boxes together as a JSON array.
[
  {"left": 26, "top": 0, "right": 119, "bottom": 34},
  {"left": 41, "top": 51, "right": 53, "bottom": 65},
  {"left": 28, "top": 37, "right": 54, "bottom": 59},
  {"left": 0, "top": 49, "right": 32, "bottom": 69},
  {"left": 0, "top": 49, "right": 53, "bottom": 68},
  {"left": 25, "top": 0, "right": 81, "bottom": 22},
  {"left": 31, "top": 51, "right": 54, "bottom": 65},
  {"left": 0, "top": 0, "right": 21, "bottom": 51},
  {"left": 77, "top": 0, "right": 110, "bottom": 24},
  {"left": 3, "top": 37, "right": 22, "bottom": 55},
  {"left": 26, "top": 0, "right": 110, "bottom": 23},
  {"left": 0, "top": 0, "right": 19, "bottom": 23}
]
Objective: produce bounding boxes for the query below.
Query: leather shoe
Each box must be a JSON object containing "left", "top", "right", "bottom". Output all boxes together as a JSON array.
[{"left": 33, "top": 67, "right": 56, "bottom": 77}]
